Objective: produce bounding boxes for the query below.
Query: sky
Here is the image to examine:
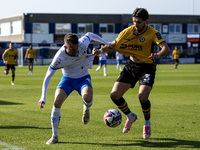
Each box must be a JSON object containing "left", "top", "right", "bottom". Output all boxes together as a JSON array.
[{"left": 0, "top": 0, "right": 200, "bottom": 19}]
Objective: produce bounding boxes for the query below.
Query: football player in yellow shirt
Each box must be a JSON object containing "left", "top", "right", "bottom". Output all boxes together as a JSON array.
[
  {"left": 2, "top": 42, "right": 18, "bottom": 85},
  {"left": 98, "top": 8, "right": 170, "bottom": 139},
  {"left": 25, "top": 44, "right": 36, "bottom": 74},
  {"left": 172, "top": 46, "right": 180, "bottom": 70}
]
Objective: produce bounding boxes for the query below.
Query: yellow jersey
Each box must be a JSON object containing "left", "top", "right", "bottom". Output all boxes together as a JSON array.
[
  {"left": 25, "top": 48, "right": 35, "bottom": 59},
  {"left": 172, "top": 49, "right": 180, "bottom": 59},
  {"left": 3, "top": 49, "right": 18, "bottom": 65},
  {"left": 114, "top": 25, "right": 166, "bottom": 64}
]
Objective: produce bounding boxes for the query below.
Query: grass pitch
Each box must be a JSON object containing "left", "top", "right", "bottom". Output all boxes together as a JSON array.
[{"left": 0, "top": 64, "right": 200, "bottom": 150}]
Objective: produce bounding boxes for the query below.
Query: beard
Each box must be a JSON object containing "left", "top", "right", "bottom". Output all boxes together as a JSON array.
[{"left": 137, "top": 24, "right": 146, "bottom": 32}]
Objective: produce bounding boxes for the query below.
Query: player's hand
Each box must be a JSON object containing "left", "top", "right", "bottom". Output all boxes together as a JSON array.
[
  {"left": 92, "top": 48, "right": 101, "bottom": 55},
  {"left": 148, "top": 53, "right": 160, "bottom": 60},
  {"left": 38, "top": 100, "right": 45, "bottom": 109}
]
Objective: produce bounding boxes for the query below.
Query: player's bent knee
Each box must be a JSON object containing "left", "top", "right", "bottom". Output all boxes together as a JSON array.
[
  {"left": 82, "top": 94, "right": 92, "bottom": 103},
  {"left": 53, "top": 101, "right": 62, "bottom": 108},
  {"left": 110, "top": 92, "right": 120, "bottom": 101}
]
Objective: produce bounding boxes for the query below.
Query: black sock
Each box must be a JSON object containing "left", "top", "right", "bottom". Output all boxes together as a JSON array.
[
  {"left": 141, "top": 99, "right": 151, "bottom": 120},
  {"left": 112, "top": 97, "right": 131, "bottom": 115}
]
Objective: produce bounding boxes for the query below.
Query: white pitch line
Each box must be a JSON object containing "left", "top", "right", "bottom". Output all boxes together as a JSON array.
[{"left": 0, "top": 141, "right": 25, "bottom": 150}]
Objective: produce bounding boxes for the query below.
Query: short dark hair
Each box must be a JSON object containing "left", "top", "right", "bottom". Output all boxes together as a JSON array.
[
  {"left": 132, "top": 8, "right": 149, "bottom": 21},
  {"left": 64, "top": 33, "right": 79, "bottom": 45}
]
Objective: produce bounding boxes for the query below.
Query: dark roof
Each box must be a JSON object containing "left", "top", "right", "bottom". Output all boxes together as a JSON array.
[{"left": 1, "top": 13, "right": 200, "bottom": 24}]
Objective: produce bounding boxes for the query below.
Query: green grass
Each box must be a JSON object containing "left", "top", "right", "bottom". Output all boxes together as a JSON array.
[{"left": 0, "top": 64, "right": 200, "bottom": 150}]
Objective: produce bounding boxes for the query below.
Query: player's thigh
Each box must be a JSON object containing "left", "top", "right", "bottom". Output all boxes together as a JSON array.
[
  {"left": 54, "top": 88, "right": 68, "bottom": 108},
  {"left": 81, "top": 86, "right": 93, "bottom": 102},
  {"left": 111, "top": 82, "right": 132, "bottom": 100}
]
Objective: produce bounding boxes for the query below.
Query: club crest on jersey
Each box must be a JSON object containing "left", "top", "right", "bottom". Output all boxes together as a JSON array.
[
  {"left": 55, "top": 61, "right": 61, "bottom": 66},
  {"left": 140, "top": 37, "right": 145, "bottom": 42},
  {"left": 55, "top": 58, "right": 61, "bottom": 66}
]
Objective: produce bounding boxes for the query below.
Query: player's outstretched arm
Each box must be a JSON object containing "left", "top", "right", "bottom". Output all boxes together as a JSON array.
[
  {"left": 86, "top": 32, "right": 111, "bottom": 47},
  {"left": 38, "top": 66, "right": 56, "bottom": 109}
]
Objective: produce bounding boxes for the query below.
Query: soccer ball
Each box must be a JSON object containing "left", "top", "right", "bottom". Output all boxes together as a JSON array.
[{"left": 104, "top": 109, "right": 122, "bottom": 127}]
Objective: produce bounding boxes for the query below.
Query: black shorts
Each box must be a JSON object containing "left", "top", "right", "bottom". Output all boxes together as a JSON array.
[
  {"left": 28, "top": 58, "right": 34, "bottom": 63},
  {"left": 5, "top": 64, "right": 16, "bottom": 70},
  {"left": 116, "top": 60, "right": 156, "bottom": 88},
  {"left": 174, "top": 59, "right": 179, "bottom": 63}
]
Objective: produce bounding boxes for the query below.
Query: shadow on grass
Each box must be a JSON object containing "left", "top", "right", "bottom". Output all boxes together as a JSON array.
[
  {"left": 58, "top": 138, "right": 200, "bottom": 149},
  {"left": 0, "top": 126, "right": 51, "bottom": 130},
  {"left": 0, "top": 100, "right": 24, "bottom": 105}
]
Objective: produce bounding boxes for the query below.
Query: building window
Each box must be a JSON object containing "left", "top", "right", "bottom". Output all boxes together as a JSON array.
[
  {"left": 155, "top": 24, "right": 161, "bottom": 32},
  {"left": 187, "top": 47, "right": 199, "bottom": 56},
  {"left": 33, "top": 23, "right": 40, "bottom": 33},
  {"left": 78, "top": 23, "right": 93, "bottom": 33},
  {"left": 100, "top": 24, "right": 107, "bottom": 33},
  {"left": 162, "top": 24, "right": 168, "bottom": 33},
  {"left": 11, "top": 21, "right": 21, "bottom": 35},
  {"left": 194, "top": 25, "right": 199, "bottom": 32},
  {"left": 187, "top": 24, "right": 200, "bottom": 33},
  {"left": 169, "top": 24, "right": 182, "bottom": 33},
  {"left": 11, "top": 22, "right": 13, "bottom": 34},
  {"left": 33, "top": 23, "right": 49, "bottom": 33},
  {"left": 149, "top": 24, "right": 161, "bottom": 32},
  {"left": 100, "top": 24, "right": 114, "bottom": 33},
  {"left": 56, "top": 23, "right": 71, "bottom": 34},
  {"left": 0, "top": 22, "right": 10, "bottom": 35}
]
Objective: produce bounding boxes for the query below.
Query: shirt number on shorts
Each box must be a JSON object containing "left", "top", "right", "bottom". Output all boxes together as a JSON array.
[{"left": 143, "top": 74, "right": 150, "bottom": 83}]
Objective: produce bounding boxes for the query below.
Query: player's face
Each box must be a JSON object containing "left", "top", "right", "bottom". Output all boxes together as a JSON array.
[
  {"left": 132, "top": 17, "right": 147, "bottom": 33},
  {"left": 65, "top": 42, "right": 79, "bottom": 56},
  {"left": 9, "top": 43, "right": 14, "bottom": 49}
]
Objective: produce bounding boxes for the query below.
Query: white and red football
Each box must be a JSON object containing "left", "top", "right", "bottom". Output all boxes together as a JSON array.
[{"left": 104, "top": 109, "right": 122, "bottom": 127}]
